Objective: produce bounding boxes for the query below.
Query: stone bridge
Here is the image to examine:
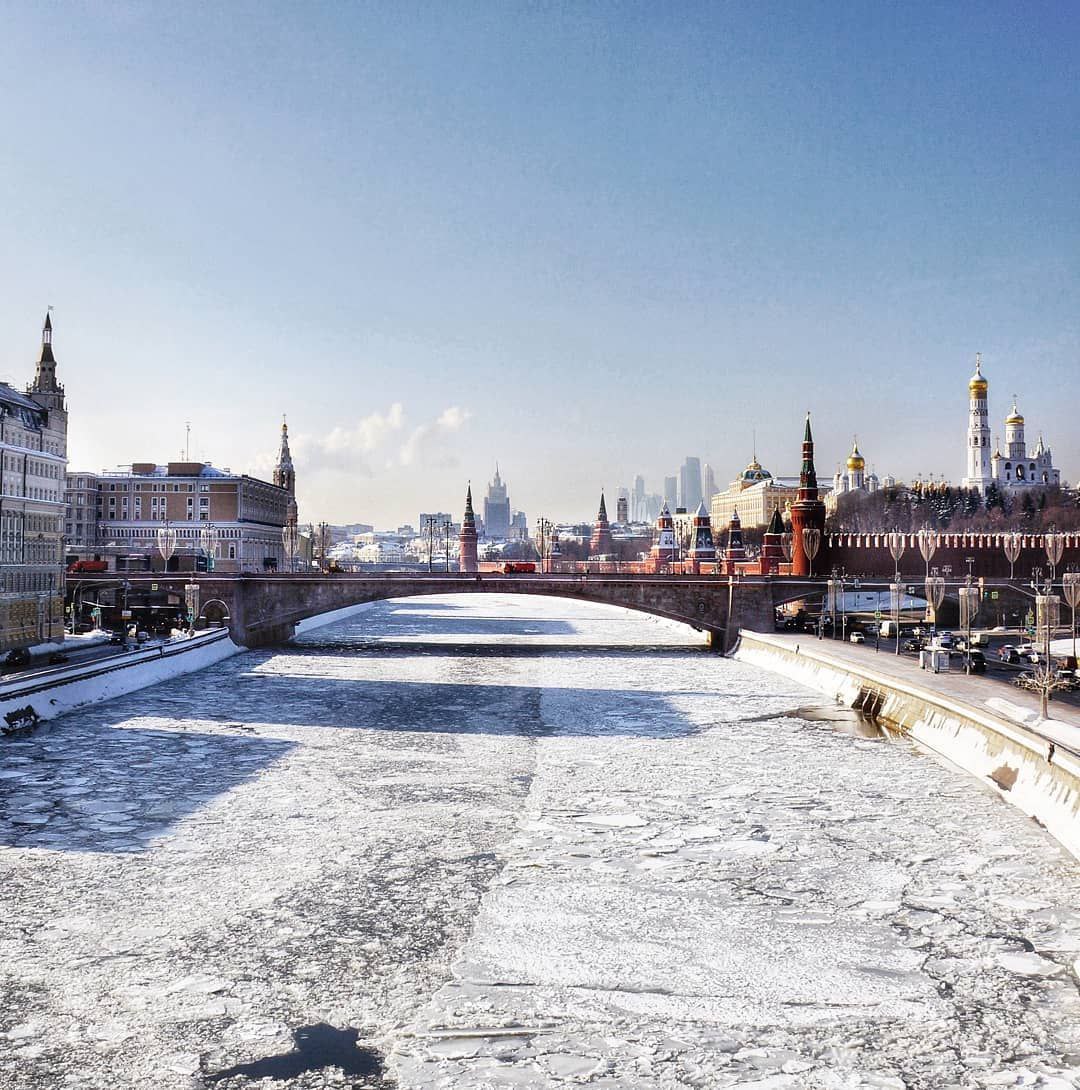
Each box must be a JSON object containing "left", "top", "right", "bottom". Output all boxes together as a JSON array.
[{"left": 81, "top": 572, "right": 803, "bottom": 651}]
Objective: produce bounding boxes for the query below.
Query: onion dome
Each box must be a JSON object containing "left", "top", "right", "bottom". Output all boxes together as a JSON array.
[
  {"left": 968, "top": 353, "right": 988, "bottom": 395},
  {"left": 846, "top": 439, "right": 865, "bottom": 471},
  {"left": 741, "top": 456, "right": 772, "bottom": 482},
  {"left": 1005, "top": 399, "right": 1024, "bottom": 426}
]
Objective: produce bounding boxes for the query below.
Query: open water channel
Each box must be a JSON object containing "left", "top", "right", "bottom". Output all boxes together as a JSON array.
[{"left": 1, "top": 594, "right": 1080, "bottom": 1089}]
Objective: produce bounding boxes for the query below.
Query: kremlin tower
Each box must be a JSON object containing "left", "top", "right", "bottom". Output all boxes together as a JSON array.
[
  {"left": 686, "top": 501, "right": 716, "bottom": 573},
  {"left": 725, "top": 509, "right": 747, "bottom": 563},
  {"left": 789, "top": 414, "right": 826, "bottom": 577},
  {"left": 459, "top": 485, "right": 479, "bottom": 573},
  {"left": 649, "top": 502, "right": 677, "bottom": 571},
  {"left": 589, "top": 492, "right": 614, "bottom": 557},
  {"left": 760, "top": 505, "right": 786, "bottom": 574}
]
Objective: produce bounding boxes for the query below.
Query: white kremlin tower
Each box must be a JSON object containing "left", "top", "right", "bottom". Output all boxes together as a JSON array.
[
  {"left": 962, "top": 354, "right": 1060, "bottom": 494},
  {"left": 961, "top": 353, "right": 993, "bottom": 493}
]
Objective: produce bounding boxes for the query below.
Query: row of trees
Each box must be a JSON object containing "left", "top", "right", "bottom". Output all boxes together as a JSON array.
[{"left": 829, "top": 485, "right": 1080, "bottom": 534}]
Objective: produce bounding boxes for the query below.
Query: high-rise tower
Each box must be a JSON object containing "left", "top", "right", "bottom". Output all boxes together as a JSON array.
[{"left": 961, "top": 354, "right": 992, "bottom": 493}]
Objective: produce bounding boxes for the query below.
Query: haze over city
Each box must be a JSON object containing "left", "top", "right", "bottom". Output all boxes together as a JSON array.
[{"left": 1, "top": 2, "right": 1077, "bottom": 525}]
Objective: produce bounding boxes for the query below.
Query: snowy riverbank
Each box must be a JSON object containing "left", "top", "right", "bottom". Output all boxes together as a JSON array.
[
  {"left": 735, "top": 630, "right": 1080, "bottom": 861},
  {"left": 0, "top": 629, "right": 242, "bottom": 728}
]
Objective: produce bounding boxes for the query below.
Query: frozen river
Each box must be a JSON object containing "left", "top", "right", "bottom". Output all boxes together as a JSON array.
[{"left": 2, "top": 595, "right": 1080, "bottom": 1090}]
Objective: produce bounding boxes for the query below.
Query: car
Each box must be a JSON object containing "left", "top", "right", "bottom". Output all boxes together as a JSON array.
[
  {"left": 967, "top": 650, "right": 987, "bottom": 674},
  {"left": 1055, "top": 669, "right": 1079, "bottom": 692},
  {"left": 999, "top": 645, "right": 1021, "bottom": 664},
  {"left": 937, "top": 632, "right": 956, "bottom": 649},
  {"left": 849, "top": 631, "right": 865, "bottom": 644},
  {"left": 902, "top": 637, "right": 924, "bottom": 653}
]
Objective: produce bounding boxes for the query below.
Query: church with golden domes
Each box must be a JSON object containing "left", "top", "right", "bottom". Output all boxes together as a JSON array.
[
  {"left": 962, "top": 353, "right": 1059, "bottom": 494},
  {"left": 827, "top": 439, "right": 881, "bottom": 512}
]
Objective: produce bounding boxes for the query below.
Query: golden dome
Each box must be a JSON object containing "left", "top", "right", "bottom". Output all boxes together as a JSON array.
[
  {"left": 968, "top": 352, "right": 987, "bottom": 394},
  {"left": 1005, "top": 399, "right": 1024, "bottom": 426},
  {"left": 846, "top": 439, "right": 865, "bottom": 471}
]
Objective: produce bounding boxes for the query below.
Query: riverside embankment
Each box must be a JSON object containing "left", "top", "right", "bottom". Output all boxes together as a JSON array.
[
  {"left": 736, "top": 630, "right": 1080, "bottom": 860},
  {"left": 0, "top": 629, "right": 241, "bottom": 729}
]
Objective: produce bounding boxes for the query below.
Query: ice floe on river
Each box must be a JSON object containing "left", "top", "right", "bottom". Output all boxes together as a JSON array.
[{"left": 2, "top": 595, "right": 1080, "bottom": 1089}]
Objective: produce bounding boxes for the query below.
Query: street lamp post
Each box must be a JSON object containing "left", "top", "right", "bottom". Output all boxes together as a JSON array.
[
  {"left": 281, "top": 522, "right": 300, "bottom": 573},
  {"left": 1003, "top": 531, "right": 1022, "bottom": 582},
  {"left": 801, "top": 527, "right": 821, "bottom": 579},
  {"left": 887, "top": 531, "right": 906, "bottom": 584},
  {"left": 1035, "top": 588, "right": 1061, "bottom": 717},
  {"left": 200, "top": 522, "right": 219, "bottom": 573},
  {"left": 442, "top": 520, "right": 452, "bottom": 573},
  {"left": 890, "top": 579, "right": 903, "bottom": 655},
  {"left": 1063, "top": 572, "right": 1080, "bottom": 668},
  {"left": 1045, "top": 532, "right": 1065, "bottom": 583},
  {"left": 917, "top": 529, "right": 938, "bottom": 580},
  {"left": 958, "top": 578, "right": 980, "bottom": 676},
  {"left": 924, "top": 575, "right": 946, "bottom": 631},
  {"left": 156, "top": 519, "right": 177, "bottom": 573},
  {"left": 423, "top": 515, "right": 438, "bottom": 574}
]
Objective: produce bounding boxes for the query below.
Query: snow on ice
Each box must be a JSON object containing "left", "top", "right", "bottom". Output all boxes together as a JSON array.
[{"left": 1, "top": 595, "right": 1080, "bottom": 1089}]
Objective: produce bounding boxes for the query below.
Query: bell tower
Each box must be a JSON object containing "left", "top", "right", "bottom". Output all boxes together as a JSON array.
[{"left": 961, "top": 353, "right": 992, "bottom": 493}]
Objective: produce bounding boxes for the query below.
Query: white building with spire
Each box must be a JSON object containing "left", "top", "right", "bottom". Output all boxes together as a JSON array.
[
  {"left": 961, "top": 353, "right": 993, "bottom": 493},
  {"left": 961, "top": 354, "right": 1060, "bottom": 494}
]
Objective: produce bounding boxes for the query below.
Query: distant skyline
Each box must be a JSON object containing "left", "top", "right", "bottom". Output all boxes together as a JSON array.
[{"left": 1, "top": 3, "right": 1077, "bottom": 525}]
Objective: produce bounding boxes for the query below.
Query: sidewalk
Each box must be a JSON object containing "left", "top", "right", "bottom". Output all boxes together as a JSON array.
[{"left": 749, "top": 630, "right": 1080, "bottom": 752}]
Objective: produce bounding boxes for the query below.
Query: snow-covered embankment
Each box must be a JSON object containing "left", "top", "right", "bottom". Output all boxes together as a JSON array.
[
  {"left": 735, "top": 631, "right": 1080, "bottom": 860},
  {"left": 0, "top": 629, "right": 242, "bottom": 727}
]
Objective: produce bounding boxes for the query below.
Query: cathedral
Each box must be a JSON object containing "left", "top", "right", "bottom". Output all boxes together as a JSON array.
[
  {"left": 828, "top": 439, "right": 881, "bottom": 512},
  {"left": 961, "top": 354, "right": 1059, "bottom": 494}
]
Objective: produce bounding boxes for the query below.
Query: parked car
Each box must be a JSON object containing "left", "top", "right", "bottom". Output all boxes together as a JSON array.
[
  {"left": 849, "top": 631, "right": 865, "bottom": 644},
  {"left": 1055, "top": 669, "right": 1079, "bottom": 692}
]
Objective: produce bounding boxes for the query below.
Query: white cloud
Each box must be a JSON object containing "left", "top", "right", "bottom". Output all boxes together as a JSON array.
[
  {"left": 398, "top": 405, "right": 471, "bottom": 467},
  {"left": 292, "top": 403, "right": 470, "bottom": 475}
]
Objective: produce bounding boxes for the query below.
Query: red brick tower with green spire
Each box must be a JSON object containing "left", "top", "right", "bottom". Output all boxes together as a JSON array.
[{"left": 789, "top": 413, "right": 827, "bottom": 577}]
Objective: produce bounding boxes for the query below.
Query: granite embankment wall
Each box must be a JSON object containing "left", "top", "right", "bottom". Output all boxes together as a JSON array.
[{"left": 735, "top": 631, "right": 1080, "bottom": 860}]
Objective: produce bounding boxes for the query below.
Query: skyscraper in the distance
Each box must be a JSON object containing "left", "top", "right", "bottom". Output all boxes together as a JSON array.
[
  {"left": 632, "top": 475, "right": 646, "bottom": 521},
  {"left": 702, "top": 462, "right": 717, "bottom": 500},
  {"left": 663, "top": 476, "right": 678, "bottom": 511},
  {"left": 483, "top": 465, "right": 511, "bottom": 539},
  {"left": 679, "top": 457, "right": 702, "bottom": 511}
]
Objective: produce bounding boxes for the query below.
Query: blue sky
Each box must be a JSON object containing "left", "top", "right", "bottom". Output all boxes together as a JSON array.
[{"left": 1, "top": 2, "right": 1077, "bottom": 525}]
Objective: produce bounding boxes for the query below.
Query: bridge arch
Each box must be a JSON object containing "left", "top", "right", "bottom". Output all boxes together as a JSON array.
[{"left": 74, "top": 573, "right": 780, "bottom": 653}]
